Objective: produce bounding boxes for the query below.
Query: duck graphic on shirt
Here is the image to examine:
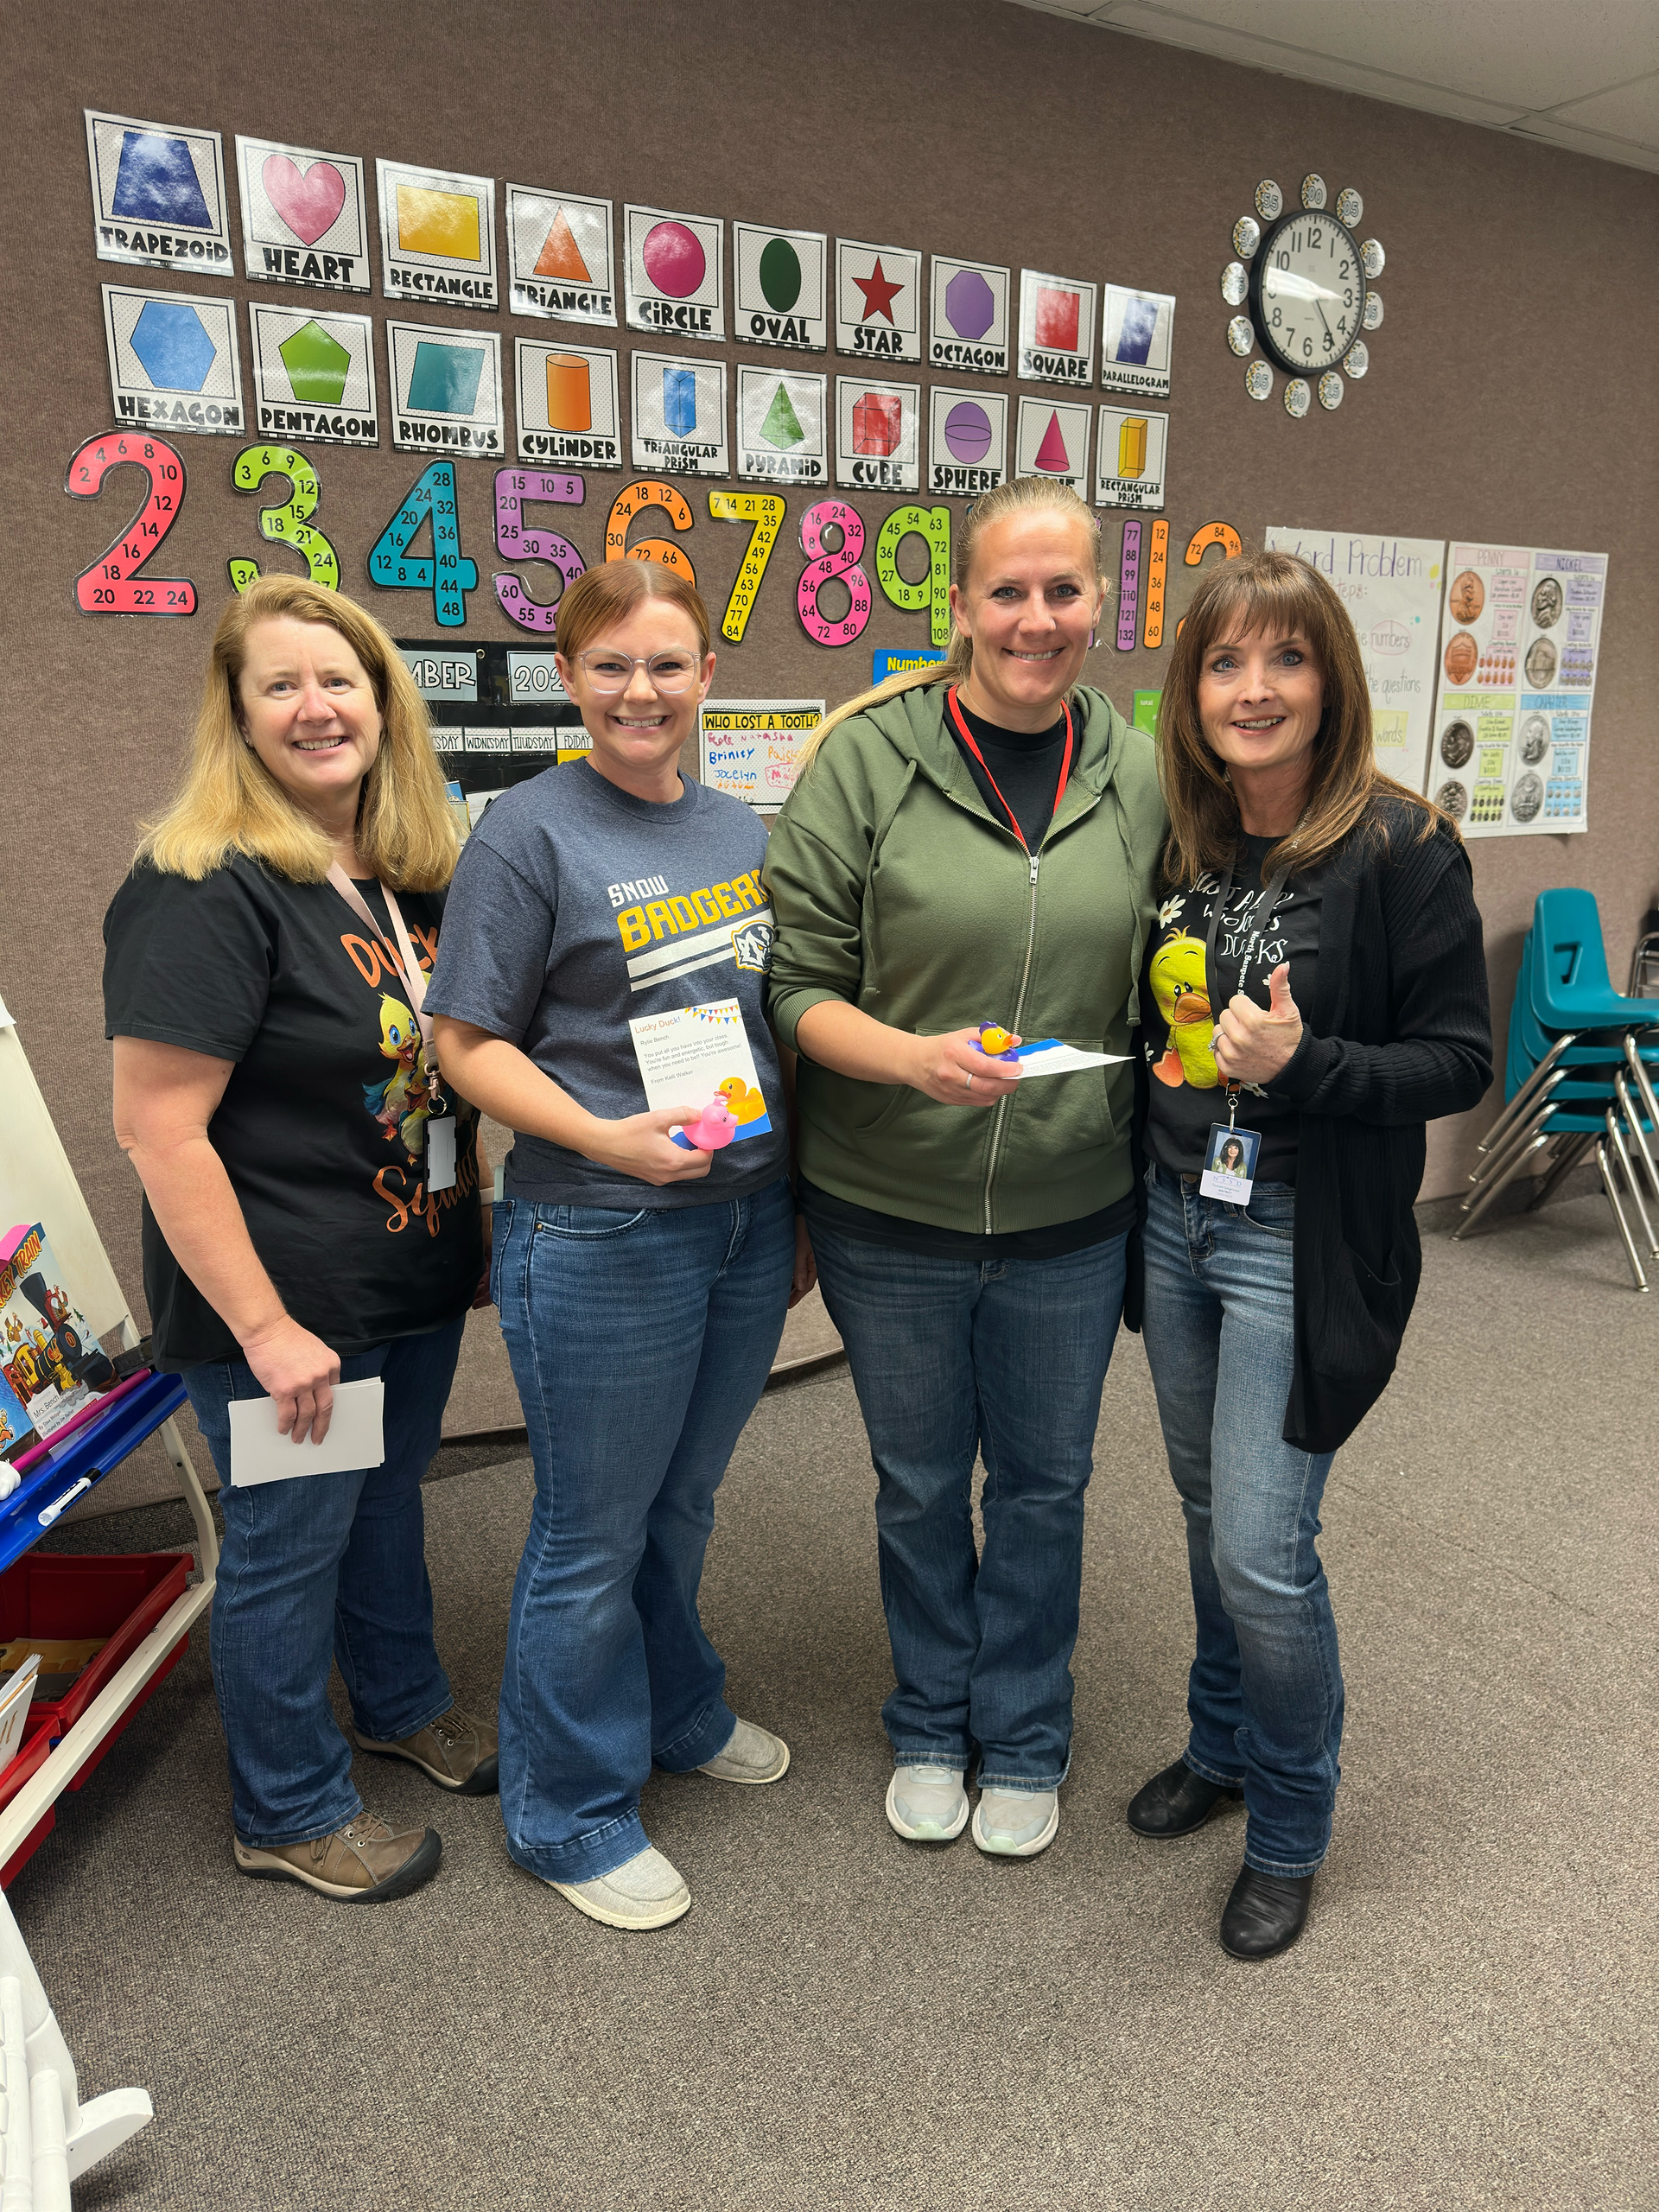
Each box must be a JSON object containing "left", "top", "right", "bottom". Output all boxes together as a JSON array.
[{"left": 363, "top": 993, "right": 434, "bottom": 1160}]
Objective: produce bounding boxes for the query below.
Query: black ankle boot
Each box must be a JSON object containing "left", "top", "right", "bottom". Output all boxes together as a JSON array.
[
  {"left": 1219, "top": 1864, "right": 1314, "bottom": 1959},
  {"left": 1126, "top": 1758, "right": 1243, "bottom": 1839}
]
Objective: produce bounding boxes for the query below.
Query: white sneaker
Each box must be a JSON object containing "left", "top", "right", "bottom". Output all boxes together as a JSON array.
[
  {"left": 696, "top": 1717, "right": 790, "bottom": 1784},
  {"left": 972, "top": 1787, "right": 1059, "bottom": 1858},
  {"left": 886, "top": 1764, "right": 969, "bottom": 1842},
  {"left": 547, "top": 1845, "right": 691, "bottom": 1930}
]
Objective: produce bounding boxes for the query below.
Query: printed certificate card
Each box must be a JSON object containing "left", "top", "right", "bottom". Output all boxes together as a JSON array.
[{"left": 628, "top": 998, "right": 772, "bottom": 1143}]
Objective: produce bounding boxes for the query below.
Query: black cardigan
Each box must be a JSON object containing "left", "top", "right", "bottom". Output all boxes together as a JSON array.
[{"left": 1125, "top": 798, "right": 1493, "bottom": 1454}]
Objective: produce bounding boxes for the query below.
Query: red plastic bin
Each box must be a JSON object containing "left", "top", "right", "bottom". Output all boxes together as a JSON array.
[
  {"left": 0, "top": 1552, "right": 194, "bottom": 1771},
  {"left": 0, "top": 1718, "right": 60, "bottom": 1888}
]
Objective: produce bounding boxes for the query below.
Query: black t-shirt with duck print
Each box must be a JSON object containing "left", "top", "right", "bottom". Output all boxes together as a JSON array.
[{"left": 1143, "top": 833, "right": 1324, "bottom": 1186}]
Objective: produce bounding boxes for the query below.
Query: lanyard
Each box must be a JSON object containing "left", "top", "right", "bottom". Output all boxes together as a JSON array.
[
  {"left": 1201, "top": 843, "right": 1293, "bottom": 1127},
  {"left": 945, "top": 687, "right": 1074, "bottom": 855},
  {"left": 326, "top": 864, "right": 444, "bottom": 1096}
]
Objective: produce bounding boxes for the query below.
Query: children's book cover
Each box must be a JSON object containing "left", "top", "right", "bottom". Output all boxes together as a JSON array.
[{"left": 0, "top": 1224, "right": 118, "bottom": 1444}]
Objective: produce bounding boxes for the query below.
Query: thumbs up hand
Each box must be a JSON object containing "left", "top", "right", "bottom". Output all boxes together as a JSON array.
[{"left": 1214, "top": 963, "right": 1304, "bottom": 1084}]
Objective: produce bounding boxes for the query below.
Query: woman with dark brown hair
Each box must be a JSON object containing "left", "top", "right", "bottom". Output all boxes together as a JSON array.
[{"left": 1125, "top": 550, "right": 1491, "bottom": 1959}]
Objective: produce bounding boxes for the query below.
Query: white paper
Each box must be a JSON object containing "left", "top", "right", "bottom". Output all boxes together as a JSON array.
[
  {"left": 1011, "top": 1040, "right": 1128, "bottom": 1078},
  {"left": 229, "top": 1376, "right": 385, "bottom": 1486},
  {"left": 628, "top": 998, "right": 773, "bottom": 1147}
]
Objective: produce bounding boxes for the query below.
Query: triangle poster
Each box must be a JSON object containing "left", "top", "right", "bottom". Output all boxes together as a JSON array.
[
  {"left": 86, "top": 108, "right": 232, "bottom": 274},
  {"left": 506, "top": 185, "right": 615, "bottom": 323},
  {"left": 736, "top": 365, "right": 827, "bottom": 484}
]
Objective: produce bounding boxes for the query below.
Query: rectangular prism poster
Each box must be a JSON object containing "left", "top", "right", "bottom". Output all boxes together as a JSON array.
[
  {"left": 1095, "top": 406, "right": 1166, "bottom": 511},
  {"left": 1430, "top": 545, "right": 1606, "bottom": 836},
  {"left": 1265, "top": 527, "right": 1446, "bottom": 792}
]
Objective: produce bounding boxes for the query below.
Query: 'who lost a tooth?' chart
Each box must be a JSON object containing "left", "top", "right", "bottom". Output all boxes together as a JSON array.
[
  {"left": 699, "top": 700, "right": 825, "bottom": 812},
  {"left": 1429, "top": 543, "right": 1607, "bottom": 836}
]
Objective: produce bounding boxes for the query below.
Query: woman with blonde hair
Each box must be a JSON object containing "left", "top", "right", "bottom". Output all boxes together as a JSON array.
[
  {"left": 1124, "top": 550, "right": 1491, "bottom": 1958},
  {"left": 104, "top": 575, "right": 493, "bottom": 1904},
  {"left": 765, "top": 475, "right": 1166, "bottom": 1860}
]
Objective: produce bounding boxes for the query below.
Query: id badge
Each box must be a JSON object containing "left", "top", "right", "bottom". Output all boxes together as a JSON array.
[
  {"left": 427, "top": 1116, "right": 457, "bottom": 1193},
  {"left": 1199, "top": 1121, "right": 1260, "bottom": 1203}
]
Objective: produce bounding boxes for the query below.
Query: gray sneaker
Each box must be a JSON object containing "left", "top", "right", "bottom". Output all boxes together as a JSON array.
[
  {"left": 548, "top": 1845, "right": 691, "bottom": 1930},
  {"left": 886, "top": 1764, "right": 969, "bottom": 1842},
  {"left": 972, "top": 1786, "right": 1059, "bottom": 1858},
  {"left": 696, "top": 1717, "right": 790, "bottom": 1784}
]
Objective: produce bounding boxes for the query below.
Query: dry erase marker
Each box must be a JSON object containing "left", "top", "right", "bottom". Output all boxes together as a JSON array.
[{"left": 38, "top": 1476, "right": 94, "bottom": 1528}]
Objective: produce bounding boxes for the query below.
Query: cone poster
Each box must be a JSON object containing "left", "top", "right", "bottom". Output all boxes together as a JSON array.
[{"left": 1014, "top": 396, "right": 1090, "bottom": 493}]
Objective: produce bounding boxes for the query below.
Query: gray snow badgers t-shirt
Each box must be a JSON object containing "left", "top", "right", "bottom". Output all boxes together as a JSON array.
[{"left": 424, "top": 760, "right": 788, "bottom": 1209}]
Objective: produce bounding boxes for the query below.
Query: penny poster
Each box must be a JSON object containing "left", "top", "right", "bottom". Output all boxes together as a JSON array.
[
  {"left": 1429, "top": 543, "right": 1607, "bottom": 836},
  {"left": 1265, "top": 526, "right": 1446, "bottom": 794}
]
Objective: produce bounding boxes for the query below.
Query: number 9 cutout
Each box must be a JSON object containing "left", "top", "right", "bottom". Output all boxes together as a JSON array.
[{"left": 67, "top": 431, "right": 196, "bottom": 616}]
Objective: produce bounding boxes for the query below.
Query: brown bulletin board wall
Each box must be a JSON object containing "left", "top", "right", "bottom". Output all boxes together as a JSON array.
[{"left": 3, "top": 0, "right": 1657, "bottom": 1473}]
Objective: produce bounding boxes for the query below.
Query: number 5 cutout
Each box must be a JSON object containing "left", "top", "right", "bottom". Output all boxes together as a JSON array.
[
  {"left": 493, "top": 468, "right": 586, "bottom": 635},
  {"left": 226, "top": 445, "right": 340, "bottom": 594},
  {"left": 67, "top": 431, "right": 196, "bottom": 616}
]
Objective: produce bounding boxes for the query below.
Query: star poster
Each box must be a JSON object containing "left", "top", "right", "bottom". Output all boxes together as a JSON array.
[{"left": 835, "top": 239, "right": 922, "bottom": 364}]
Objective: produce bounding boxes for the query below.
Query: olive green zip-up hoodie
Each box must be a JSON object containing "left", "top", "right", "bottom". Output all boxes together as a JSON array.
[{"left": 764, "top": 681, "right": 1167, "bottom": 1236}]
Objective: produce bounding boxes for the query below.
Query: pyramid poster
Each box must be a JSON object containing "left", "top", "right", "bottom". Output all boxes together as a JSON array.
[
  {"left": 1018, "top": 269, "right": 1098, "bottom": 387},
  {"left": 385, "top": 322, "right": 502, "bottom": 454},
  {"left": 733, "top": 223, "right": 828, "bottom": 353},
  {"left": 1014, "top": 396, "right": 1090, "bottom": 493},
  {"left": 100, "top": 283, "right": 244, "bottom": 435},
  {"left": 736, "top": 366, "right": 826, "bottom": 484},
  {"left": 929, "top": 256, "right": 1010, "bottom": 378},
  {"left": 514, "top": 339, "right": 621, "bottom": 467},
  {"left": 249, "top": 302, "right": 378, "bottom": 446},
  {"left": 377, "top": 160, "right": 497, "bottom": 310},
  {"left": 235, "top": 137, "right": 372, "bottom": 293},
  {"left": 86, "top": 109, "right": 232, "bottom": 273},
  {"left": 630, "top": 352, "right": 728, "bottom": 477},
  {"left": 506, "top": 184, "right": 615, "bottom": 323}
]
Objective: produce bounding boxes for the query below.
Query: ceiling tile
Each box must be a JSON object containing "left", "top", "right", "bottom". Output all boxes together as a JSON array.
[{"left": 1543, "top": 71, "right": 1659, "bottom": 150}]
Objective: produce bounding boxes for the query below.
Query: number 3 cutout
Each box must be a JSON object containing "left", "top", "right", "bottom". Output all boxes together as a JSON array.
[
  {"left": 227, "top": 445, "right": 340, "bottom": 594},
  {"left": 66, "top": 431, "right": 196, "bottom": 616}
]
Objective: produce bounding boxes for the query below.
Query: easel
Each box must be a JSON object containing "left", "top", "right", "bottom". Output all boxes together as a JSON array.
[{"left": 0, "top": 995, "right": 219, "bottom": 2187}]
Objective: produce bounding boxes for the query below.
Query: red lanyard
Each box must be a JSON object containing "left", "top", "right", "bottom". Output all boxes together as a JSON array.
[{"left": 945, "top": 687, "right": 1074, "bottom": 855}]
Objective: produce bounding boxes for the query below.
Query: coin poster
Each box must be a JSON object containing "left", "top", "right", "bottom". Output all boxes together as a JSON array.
[
  {"left": 1429, "top": 544, "right": 1606, "bottom": 836},
  {"left": 1265, "top": 526, "right": 1446, "bottom": 792},
  {"left": 699, "top": 700, "right": 824, "bottom": 812}
]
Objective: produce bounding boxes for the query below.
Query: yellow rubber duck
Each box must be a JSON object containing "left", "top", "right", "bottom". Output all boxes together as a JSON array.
[
  {"left": 716, "top": 1075, "right": 768, "bottom": 1125},
  {"left": 1148, "top": 931, "right": 1218, "bottom": 1090}
]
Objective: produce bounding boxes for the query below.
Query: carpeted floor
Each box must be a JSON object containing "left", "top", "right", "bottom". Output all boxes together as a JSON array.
[{"left": 17, "top": 1191, "right": 1656, "bottom": 2210}]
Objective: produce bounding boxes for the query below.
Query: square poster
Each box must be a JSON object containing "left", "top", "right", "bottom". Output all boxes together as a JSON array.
[
  {"left": 835, "top": 377, "right": 920, "bottom": 493},
  {"left": 624, "top": 206, "right": 724, "bottom": 341},
  {"left": 101, "top": 283, "right": 244, "bottom": 435},
  {"left": 736, "top": 366, "right": 828, "bottom": 485},
  {"left": 1015, "top": 396, "right": 1090, "bottom": 493},
  {"left": 929, "top": 256, "right": 1010, "bottom": 377},
  {"left": 733, "top": 222, "right": 828, "bottom": 352},
  {"left": 236, "top": 137, "right": 372, "bottom": 291},
  {"left": 928, "top": 386, "right": 1007, "bottom": 497},
  {"left": 385, "top": 321, "right": 503, "bottom": 455},
  {"left": 1100, "top": 285, "right": 1175, "bottom": 398},
  {"left": 1096, "top": 405, "right": 1167, "bottom": 511},
  {"left": 1019, "top": 270, "right": 1097, "bottom": 386},
  {"left": 248, "top": 302, "right": 378, "bottom": 446},
  {"left": 836, "top": 240, "right": 923, "bottom": 363},
  {"left": 86, "top": 109, "right": 232, "bottom": 273},
  {"left": 506, "top": 185, "right": 615, "bottom": 322},
  {"left": 377, "top": 159, "right": 498, "bottom": 310},
  {"left": 630, "top": 352, "right": 729, "bottom": 477},
  {"left": 515, "top": 340, "right": 621, "bottom": 466}
]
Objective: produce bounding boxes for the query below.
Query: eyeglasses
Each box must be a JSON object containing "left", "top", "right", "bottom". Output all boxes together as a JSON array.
[{"left": 574, "top": 649, "right": 701, "bottom": 695}]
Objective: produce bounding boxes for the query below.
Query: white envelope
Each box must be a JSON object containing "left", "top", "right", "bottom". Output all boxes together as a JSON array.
[
  {"left": 1010, "top": 1039, "right": 1129, "bottom": 1077},
  {"left": 229, "top": 1376, "right": 385, "bottom": 1487}
]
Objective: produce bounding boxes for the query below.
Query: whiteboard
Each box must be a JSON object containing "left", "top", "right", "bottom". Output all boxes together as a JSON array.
[{"left": 0, "top": 1000, "right": 131, "bottom": 1341}]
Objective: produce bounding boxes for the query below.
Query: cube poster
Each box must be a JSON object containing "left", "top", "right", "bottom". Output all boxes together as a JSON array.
[
  {"left": 1015, "top": 397, "right": 1090, "bottom": 493},
  {"left": 86, "top": 109, "right": 232, "bottom": 273},
  {"left": 377, "top": 160, "right": 498, "bottom": 310},
  {"left": 236, "top": 137, "right": 372, "bottom": 292},
  {"left": 1019, "top": 270, "right": 1097, "bottom": 387},
  {"left": 624, "top": 206, "right": 724, "bottom": 342},
  {"left": 515, "top": 340, "right": 620, "bottom": 467},
  {"left": 736, "top": 366, "right": 828, "bottom": 485},
  {"left": 248, "top": 302, "right": 378, "bottom": 446},
  {"left": 1100, "top": 285, "right": 1175, "bottom": 399},
  {"left": 733, "top": 223, "right": 828, "bottom": 353},
  {"left": 835, "top": 376, "right": 919, "bottom": 492},
  {"left": 836, "top": 240, "right": 923, "bottom": 363},
  {"left": 385, "top": 322, "right": 502, "bottom": 454},
  {"left": 630, "top": 352, "right": 729, "bottom": 477},
  {"left": 101, "top": 283, "right": 245, "bottom": 435},
  {"left": 929, "top": 256, "right": 1010, "bottom": 378},
  {"left": 506, "top": 185, "right": 615, "bottom": 323},
  {"left": 1096, "top": 405, "right": 1167, "bottom": 511},
  {"left": 928, "top": 386, "right": 1007, "bottom": 496}
]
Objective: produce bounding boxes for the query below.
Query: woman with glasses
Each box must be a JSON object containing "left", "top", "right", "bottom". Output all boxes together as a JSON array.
[{"left": 428, "top": 563, "right": 813, "bottom": 1931}]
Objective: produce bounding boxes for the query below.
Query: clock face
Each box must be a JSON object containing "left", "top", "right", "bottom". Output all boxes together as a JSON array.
[{"left": 1249, "top": 210, "right": 1365, "bottom": 374}]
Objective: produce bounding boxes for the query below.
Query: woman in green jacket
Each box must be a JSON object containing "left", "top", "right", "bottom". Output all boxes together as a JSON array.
[{"left": 765, "top": 477, "right": 1166, "bottom": 1859}]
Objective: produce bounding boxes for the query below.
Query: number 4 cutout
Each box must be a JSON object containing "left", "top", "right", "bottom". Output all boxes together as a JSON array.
[{"left": 367, "top": 461, "right": 477, "bottom": 628}]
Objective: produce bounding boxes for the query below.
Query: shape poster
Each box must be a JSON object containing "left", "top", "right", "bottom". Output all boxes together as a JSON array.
[
  {"left": 1095, "top": 405, "right": 1166, "bottom": 511},
  {"left": 835, "top": 377, "right": 920, "bottom": 493},
  {"left": 929, "top": 256, "right": 1011, "bottom": 377},
  {"left": 733, "top": 223, "right": 828, "bottom": 352},
  {"left": 377, "top": 160, "right": 498, "bottom": 309},
  {"left": 385, "top": 322, "right": 503, "bottom": 454},
  {"left": 1430, "top": 544, "right": 1606, "bottom": 836},
  {"left": 236, "top": 137, "right": 371, "bottom": 292},
  {"left": 1015, "top": 397, "right": 1090, "bottom": 493},
  {"left": 736, "top": 366, "right": 828, "bottom": 485},
  {"left": 928, "top": 386, "right": 1007, "bottom": 497},
  {"left": 624, "top": 206, "right": 725, "bottom": 341},
  {"left": 1018, "top": 270, "right": 1097, "bottom": 386},
  {"left": 700, "top": 700, "right": 825, "bottom": 812},
  {"left": 515, "top": 340, "right": 621, "bottom": 466},
  {"left": 506, "top": 185, "right": 615, "bottom": 323},
  {"left": 630, "top": 352, "right": 729, "bottom": 477},
  {"left": 248, "top": 302, "right": 378, "bottom": 447},
  {"left": 85, "top": 109, "right": 232, "bottom": 272},
  {"left": 1100, "top": 284, "right": 1175, "bottom": 399},
  {"left": 101, "top": 283, "right": 244, "bottom": 435},
  {"left": 1265, "top": 527, "right": 1446, "bottom": 791},
  {"left": 836, "top": 240, "right": 923, "bottom": 363}
]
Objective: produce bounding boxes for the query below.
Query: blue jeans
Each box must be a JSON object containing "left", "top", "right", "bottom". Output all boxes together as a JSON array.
[
  {"left": 1140, "top": 1165, "right": 1343, "bottom": 1875},
  {"left": 182, "top": 1316, "right": 465, "bottom": 1848},
  {"left": 810, "top": 1220, "right": 1128, "bottom": 1789},
  {"left": 491, "top": 1175, "right": 794, "bottom": 1884}
]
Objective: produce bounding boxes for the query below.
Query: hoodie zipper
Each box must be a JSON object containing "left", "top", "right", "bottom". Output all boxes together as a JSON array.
[{"left": 981, "top": 848, "right": 1044, "bottom": 1234}]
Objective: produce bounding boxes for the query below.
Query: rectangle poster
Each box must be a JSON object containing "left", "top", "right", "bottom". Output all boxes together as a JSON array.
[
  {"left": 700, "top": 700, "right": 824, "bottom": 812},
  {"left": 1265, "top": 527, "right": 1446, "bottom": 793}
]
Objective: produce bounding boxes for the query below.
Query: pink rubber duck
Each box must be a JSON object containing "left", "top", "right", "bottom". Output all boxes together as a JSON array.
[{"left": 682, "top": 1097, "right": 739, "bottom": 1151}]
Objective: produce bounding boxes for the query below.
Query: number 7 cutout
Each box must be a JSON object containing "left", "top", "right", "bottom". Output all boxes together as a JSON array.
[
  {"left": 707, "top": 492, "right": 782, "bottom": 644},
  {"left": 493, "top": 467, "right": 586, "bottom": 635},
  {"left": 226, "top": 445, "right": 340, "bottom": 594},
  {"left": 66, "top": 431, "right": 196, "bottom": 616}
]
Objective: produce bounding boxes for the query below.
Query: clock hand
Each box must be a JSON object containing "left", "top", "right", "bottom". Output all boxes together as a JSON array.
[{"left": 1314, "top": 299, "right": 1336, "bottom": 347}]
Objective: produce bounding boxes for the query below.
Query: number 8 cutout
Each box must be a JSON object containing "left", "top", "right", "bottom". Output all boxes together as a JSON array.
[{"left": 798, "top": 500, "right": 872, "bottom": 647}]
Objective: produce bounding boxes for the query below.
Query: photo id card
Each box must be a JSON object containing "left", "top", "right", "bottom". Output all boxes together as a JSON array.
[{"left": 1199, "top": 1122, "right": 1261, "bottom": 1203}]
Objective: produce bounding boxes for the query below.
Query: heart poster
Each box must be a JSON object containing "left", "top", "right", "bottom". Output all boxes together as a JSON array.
[{"left": 235, "top": 135, "right": 372, "bottom": 292}]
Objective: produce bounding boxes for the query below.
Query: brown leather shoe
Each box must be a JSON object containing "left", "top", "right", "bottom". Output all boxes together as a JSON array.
[
  {"left": 351, "top": 1705, "right": 499, "bottom": 1796},
  {"left": 233, "top": 1811, "right": 441, "bottom": 1900}
]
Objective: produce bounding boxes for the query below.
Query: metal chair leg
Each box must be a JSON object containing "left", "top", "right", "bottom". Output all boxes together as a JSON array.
[
  {"left": 1524, "top": 1132, "right": 1594, "bottom": 1211},
  {"left": 1596, "top": 1138, "right": 1649, "bottom": 1291},
  {"left": 1466, "top": 1101, "right": 1555, "bottom": 1197},
  {"left": 1613, "top": 1071, "right": 1659, "bottom": 1213},
  {"left": 1623, "top": 1034, "right": 1659, "bottom": 1166},
  {"left": 1478, "top": 1058, "right": 1570, "bottom": 1156},
  {"left": 1605, "top": 1108, "right": 1658, "bottom": 1259},
  {"left": 1454, "top": 1128, "right": 1553, "bottom": 1236}
]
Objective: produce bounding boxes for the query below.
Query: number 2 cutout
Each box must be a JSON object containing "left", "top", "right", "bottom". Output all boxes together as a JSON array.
[
  {"left": 493, "top": 468, "right": 586, "bottom": 635},
  {"left": 798, "top": 501, "right": 872, "bottom": 646},
  {"left": 226, "top": 445, "right": 340, "bottom": 594},
  {"left": 605, "top": 480, "right": 696, "bottom": 580},
  {"left": 66, "top": 432, "right": 196, "bottom": 616}
]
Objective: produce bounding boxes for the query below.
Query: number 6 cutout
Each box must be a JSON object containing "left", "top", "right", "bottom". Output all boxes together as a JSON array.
[
  {"left": 493, "top": 468, "right": 586, "bottom": 635},
  {"left": 227, "top": 445, "right": 340, "bottom": 594},
  {"left": 67, "top": 431, "right": 196, "bottom": 616},
  {"left": 605, "top": 480, "right": 696, "bottom": 580}
]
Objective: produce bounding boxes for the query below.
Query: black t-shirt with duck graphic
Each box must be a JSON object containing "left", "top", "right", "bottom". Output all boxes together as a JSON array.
[
  {"left": 103, "top": 856, "right": 483, "bottom": 1370},
  {"left": 1143, "top": 834, "right": 1323, "bottom": 1186}
]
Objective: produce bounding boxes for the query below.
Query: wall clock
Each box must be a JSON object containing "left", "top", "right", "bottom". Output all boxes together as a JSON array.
[{"left": 1219, "top": 175, "right": 1385, "bottom": 418}]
